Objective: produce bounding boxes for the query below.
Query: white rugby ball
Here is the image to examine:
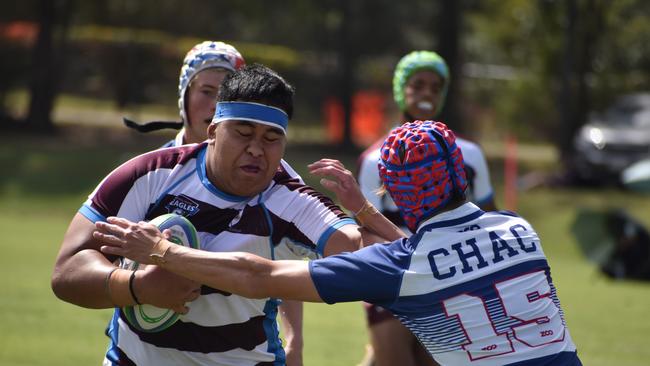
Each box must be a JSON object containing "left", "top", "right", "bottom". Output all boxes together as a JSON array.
[{"left": 121, "top": 213, "right": 199, "bottom": 332}]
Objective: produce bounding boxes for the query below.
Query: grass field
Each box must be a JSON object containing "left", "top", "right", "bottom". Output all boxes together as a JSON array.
[{"left": 1, "top": 126, "right": 649, "bottom": 365}]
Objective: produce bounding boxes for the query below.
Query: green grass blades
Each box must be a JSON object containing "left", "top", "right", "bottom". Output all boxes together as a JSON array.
[{"left": 0, "top": 199, "right": 113, "bottom": 366}]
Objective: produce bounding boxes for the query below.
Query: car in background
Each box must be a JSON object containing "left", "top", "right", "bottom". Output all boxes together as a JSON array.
[{"left": 573, "top": 92, "right": 650, "bottom": 184}]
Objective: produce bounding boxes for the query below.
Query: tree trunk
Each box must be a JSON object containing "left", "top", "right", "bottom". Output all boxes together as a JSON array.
[
  {"left": 26, "top": 0, "right": 73, "bottom": 133},
  {"left": 436, "top": 0, "right": 463, "bottom": 133},
  {"left": 558, "top": 0, "right": 577, "bottom": 162},
  {"left": 337, "top": 0, "right": 356, "bottom": 150},
  {"left": 559, "top": 0, "right": 606, "bottom": 168}
]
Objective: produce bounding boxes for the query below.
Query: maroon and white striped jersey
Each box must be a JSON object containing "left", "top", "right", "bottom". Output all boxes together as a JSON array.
[{"left": 80, "top": 143, "right": 355, "bottom": 366}]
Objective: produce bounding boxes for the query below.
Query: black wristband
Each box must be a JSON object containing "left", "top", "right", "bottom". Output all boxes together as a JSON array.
[
  {"left": 128, "top": 270, "right": 142, "bottom": 305},
  {"left": 105, "top": 267, "right": 119, "bottom": 306}
]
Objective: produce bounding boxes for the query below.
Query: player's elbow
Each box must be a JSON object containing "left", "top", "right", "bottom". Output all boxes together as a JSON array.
[
  {"left": 322, "top": 226, "right": 363, "bottom": 257},
  {"left": 50, "top": 256, "right": 94, "bottom": 307},
  {"left": 359, "top": 227, "right": 389, "bottom": 247},
  {"left": 51, "top": 265, "right": 75, "bottom": 304},
  {"left": 50, "top": 269, "right": 64, "bottom": 299},
  {"left": 348, "top": 230, "right": 363, "bottom": 251}
]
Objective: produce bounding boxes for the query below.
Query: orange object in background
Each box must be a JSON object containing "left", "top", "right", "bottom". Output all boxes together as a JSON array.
[
  {"left": 324, "top": 91, "right": 387, "bottom": 147},
  {"left": 0, "top": 21, "right": 38, "bottom": 46}
]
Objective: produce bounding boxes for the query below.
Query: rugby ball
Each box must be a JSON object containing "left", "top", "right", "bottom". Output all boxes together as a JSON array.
[{"left": 121, "top": 213, "right": 199, "bottom": 332}]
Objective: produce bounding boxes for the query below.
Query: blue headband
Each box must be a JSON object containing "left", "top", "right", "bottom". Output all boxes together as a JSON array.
[{"left": 212, "top": 101, "right": 288, "bottom": 134}]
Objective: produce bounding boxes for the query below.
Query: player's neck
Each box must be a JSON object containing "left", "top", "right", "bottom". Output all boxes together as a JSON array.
[{"left": 417, "top": 199, "right": 468, "bottom": 227}]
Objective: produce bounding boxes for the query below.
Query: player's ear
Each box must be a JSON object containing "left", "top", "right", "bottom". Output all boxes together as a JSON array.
[{"left": 207, "top": 123, "right": 217, "bottom": 139}]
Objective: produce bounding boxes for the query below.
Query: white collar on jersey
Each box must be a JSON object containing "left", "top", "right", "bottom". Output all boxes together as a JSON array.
[{"left": 416, "top": 202, "right": 483, "bottom": 232}]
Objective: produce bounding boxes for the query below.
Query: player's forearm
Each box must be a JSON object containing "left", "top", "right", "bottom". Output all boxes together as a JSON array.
[
  {"left": 157, "top": 246, "right": 267, "bottom": 298},
  {"left": 355, "top": 201, "right": 406, "bottom": 243},
  {"left": 98, "top": 227, "right": 322, "bottom": 302},
  {"left": 154, "top": 245, "right": 322, "bottom": 302}
]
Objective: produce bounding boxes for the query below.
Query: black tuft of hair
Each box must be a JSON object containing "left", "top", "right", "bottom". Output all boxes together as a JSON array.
[{"left": 218, "top": 64, "right": 295, "bottom": 118}]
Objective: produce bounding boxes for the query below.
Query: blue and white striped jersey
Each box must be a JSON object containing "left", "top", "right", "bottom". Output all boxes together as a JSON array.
[
  {"left": 310, "top": 203, "right": 581, "bottom": 366},
  {"left": 80, "top": 143, "right": 355, "bottom": 366}
]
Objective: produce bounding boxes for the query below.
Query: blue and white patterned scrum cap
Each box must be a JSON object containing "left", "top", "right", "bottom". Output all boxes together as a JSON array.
[{"left": 178, "top": 41, "right": 245, "bottom": 122}]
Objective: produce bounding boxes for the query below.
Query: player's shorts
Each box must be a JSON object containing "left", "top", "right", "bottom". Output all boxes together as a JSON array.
[{"left": 362, "top": 301, "right": 395, "bottom": 326}]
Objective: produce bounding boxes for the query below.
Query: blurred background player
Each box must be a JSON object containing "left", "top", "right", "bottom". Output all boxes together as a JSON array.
[
  {"left": 169, "top": 40, "right": 245, "bottom": 146},
  {"left": 356, "top": 50, "right": 497, "bottom": 366},
  {"left": 124, "top": 40, "right": 245, "bottom": 146}
]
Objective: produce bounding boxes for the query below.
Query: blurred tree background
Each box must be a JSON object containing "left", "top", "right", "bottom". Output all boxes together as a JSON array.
[{"left": 0, "top": 0, "right": 648, "bottom": 166}]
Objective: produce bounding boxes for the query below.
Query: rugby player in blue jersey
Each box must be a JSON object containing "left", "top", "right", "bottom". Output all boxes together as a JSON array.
[{"left": 96, "top": 120, "right": 582, "bottom": 366}]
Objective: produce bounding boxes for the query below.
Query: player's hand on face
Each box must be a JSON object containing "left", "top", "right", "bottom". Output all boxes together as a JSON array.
[
  {"left": 135, "top": 265, "right": 201, "bottom": 313},
  {"left": 94, "top": 216, "right": 162, "bottom": 264},
  {"left": 308, "top": 159, "right": 366, "bottom": 213}
]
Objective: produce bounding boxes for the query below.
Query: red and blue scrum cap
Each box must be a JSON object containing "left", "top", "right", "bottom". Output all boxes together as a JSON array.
[{"left": 378, "top": 120, "right": 467, "bottom": 232}]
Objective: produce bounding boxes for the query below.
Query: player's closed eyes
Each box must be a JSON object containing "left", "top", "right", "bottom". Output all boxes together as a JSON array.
[
  {"left": 235, "top": 129, "right": 253, "bottom": 138},
  {"left": 264, "top": 134, "right": 281, "bottom": 143}
]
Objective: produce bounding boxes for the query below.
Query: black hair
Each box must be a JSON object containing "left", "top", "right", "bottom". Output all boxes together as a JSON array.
[{"left": 218, "top": 64, "right": 295, "bottom": 118}]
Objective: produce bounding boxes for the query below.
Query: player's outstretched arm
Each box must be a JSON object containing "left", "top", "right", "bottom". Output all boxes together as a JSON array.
[
  {"left": 308, "top": 159, "right": 406, "bottom": 244},
  {"left": 96, "top": 217, "right": 323, "bottom": 302}
]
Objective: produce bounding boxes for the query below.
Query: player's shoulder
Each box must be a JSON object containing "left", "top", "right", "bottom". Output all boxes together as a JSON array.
[
  {"left": 359, "top": 148, "right": 381, "bottom": 173},
  {"left": 455, "top": 136, "right": 488, "bottom": 163},
  {"left": 455, "top": 136, "right": 482, "bottom": 153},
  {"left": 483, "top": 209, "right": 536, "bottom": 230},
  {"left": 143, "top": 143, "right": 203, "bottom": 167},
  {"left": 361, "top": 146, "right": 382, "bottom": 161},
  {"left": 359, "top": 136, "right": 386, "bottom": 162},
  {"left": 272, "top": 159, "right": 304, "bottom": 186},
  {"left": 356, "top": 137, "right": 385, "bottom": 180}
]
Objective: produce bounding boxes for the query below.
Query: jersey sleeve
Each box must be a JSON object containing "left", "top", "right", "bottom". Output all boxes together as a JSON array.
[
  {"left": 79, "top": 150, "right": 174, "bottom": 224},
  {"left": 357, "top": 149, "right": 384, "bottom": 209},
  {"left": 308, "top": 239, "right": 410, "bottom": 305},
  {"left": 264, "top": 161, "right": 357, "bottom": 257},
  {"left": 459, "top": 140, "right": 494, "bottom": 205},
  {"left": 80, "top": 167, "right": 150, "bottom": 224}
]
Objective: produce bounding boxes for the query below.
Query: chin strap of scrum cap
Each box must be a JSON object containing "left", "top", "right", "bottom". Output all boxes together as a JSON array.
[{"left": 123, "top": 117, "right": 184, "bottom": 133}]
